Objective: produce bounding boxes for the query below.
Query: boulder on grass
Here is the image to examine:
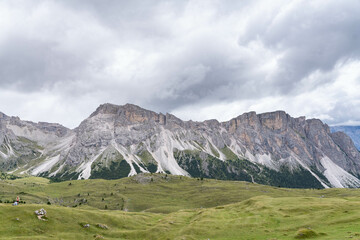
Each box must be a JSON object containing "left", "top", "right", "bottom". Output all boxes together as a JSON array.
[{"left": 34, "top": 208, "right": 47, "bottom": 221}]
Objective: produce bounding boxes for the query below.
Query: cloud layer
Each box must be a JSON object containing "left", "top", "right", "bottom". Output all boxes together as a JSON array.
[{"left": 0, "top": 0, "right": 360, "bottom": 128}]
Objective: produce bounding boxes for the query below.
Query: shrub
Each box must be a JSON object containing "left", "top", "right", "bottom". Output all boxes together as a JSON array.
[{"left": 295, "top": 228, "right": 318, "bottom": 239}]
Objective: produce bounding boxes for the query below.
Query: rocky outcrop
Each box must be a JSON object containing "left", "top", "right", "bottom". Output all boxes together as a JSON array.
[{"left": 1, "top": 103, "right": 360, "bottom": 188}]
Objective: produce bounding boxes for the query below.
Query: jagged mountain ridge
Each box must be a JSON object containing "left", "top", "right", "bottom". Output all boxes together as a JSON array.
[{"left": 1, "top": 103, "right": 360, "bottom": 188}]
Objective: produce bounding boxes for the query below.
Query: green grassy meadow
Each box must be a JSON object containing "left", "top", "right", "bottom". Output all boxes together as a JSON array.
[{"left": 1, "top": 174, "right": 360, "bottom": 239}]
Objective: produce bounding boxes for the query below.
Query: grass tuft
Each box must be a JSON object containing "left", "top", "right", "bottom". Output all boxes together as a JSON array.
[{"left": 295, "top": 228, "right": 318, "bottom": 239}]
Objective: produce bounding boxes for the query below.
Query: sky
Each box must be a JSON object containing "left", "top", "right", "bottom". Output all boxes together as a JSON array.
[{"left": 0, "top": 0, "right": 360, "bottom": 128}]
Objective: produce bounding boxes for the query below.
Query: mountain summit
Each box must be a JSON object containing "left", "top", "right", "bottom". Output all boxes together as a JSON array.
[{"left": 1, "top": 103, "right": 360, "bottom": 188}]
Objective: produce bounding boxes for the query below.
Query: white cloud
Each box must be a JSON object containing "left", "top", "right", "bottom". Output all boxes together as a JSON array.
[
  {"left": 0, "top": 0, "right": 360, "bottom": 127},
  {"left": 172, "top": 59, "right": 360, "bottom": 125}
]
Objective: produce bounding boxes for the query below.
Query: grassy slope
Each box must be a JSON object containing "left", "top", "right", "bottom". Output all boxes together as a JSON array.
[{"left": 1, "top": 175, "right": 360, "bottom": 239}]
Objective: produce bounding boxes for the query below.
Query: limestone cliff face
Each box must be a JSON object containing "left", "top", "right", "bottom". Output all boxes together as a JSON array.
[{"left": 1, "top": 104, "right": 360, "bottom": 188}]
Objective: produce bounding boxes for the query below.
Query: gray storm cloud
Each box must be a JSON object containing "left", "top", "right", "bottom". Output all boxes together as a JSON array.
[{"left": 0, "top": 0, "right": 359, "bottom": 128}]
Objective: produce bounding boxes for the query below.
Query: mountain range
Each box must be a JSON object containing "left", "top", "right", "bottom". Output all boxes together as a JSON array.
[{"left": 1, "top": 103, "right": 360, "bottom": 188}]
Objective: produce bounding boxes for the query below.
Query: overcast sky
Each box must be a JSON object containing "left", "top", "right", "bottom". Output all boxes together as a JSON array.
[{"left": 0, "top": 0, "right": 360, "bottom": 128}]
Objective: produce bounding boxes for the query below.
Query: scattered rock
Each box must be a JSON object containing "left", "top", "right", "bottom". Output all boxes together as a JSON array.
[
  {"left": 96, "top": 223, "right": 108, "bottom": 229},
  {"left": 15, "top": 218, "right": 20, "bottom": 221},
  {"left": 83, "top": 224, "right": 90, "bottom": 228},
  {"left": 94, "top": 234, "right": 104, "bottom": 239}
]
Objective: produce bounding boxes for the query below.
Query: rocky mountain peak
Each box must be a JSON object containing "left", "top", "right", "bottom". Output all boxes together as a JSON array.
[
  {"left": 258, "top": 110, "right": 290, "bottom": 131},
  {"left": 89, "top": 103, "right": 164, "bottom": 125},
  {"left": 91, "top": 103, "right": 150, "bottom": 116},
  {"left": 36, "top": 122, "right": 70, "bottom": 137},
  {"left": 226, "top": 110, "right": 292, "bottom": 133},
  {"left": 0, "top": 112, "right": 8, "bottom": 119},
  {"left": 90, "top": 103, "right": 124, "bottom": 116}
]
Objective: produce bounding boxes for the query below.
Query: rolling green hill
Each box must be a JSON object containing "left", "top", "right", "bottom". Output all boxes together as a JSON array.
[{"left": 1, "top": 174, "right": 360, "bottom": 239}]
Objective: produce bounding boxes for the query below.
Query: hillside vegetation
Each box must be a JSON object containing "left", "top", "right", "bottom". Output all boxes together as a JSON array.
[{"left": 1, "top": 174, "right": 360, "bottom": 239}]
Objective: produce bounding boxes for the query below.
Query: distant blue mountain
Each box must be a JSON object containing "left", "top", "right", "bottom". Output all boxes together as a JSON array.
[{"left": 331, "top": 126, "right": 360, "bottom": 150}]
